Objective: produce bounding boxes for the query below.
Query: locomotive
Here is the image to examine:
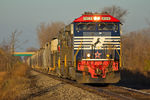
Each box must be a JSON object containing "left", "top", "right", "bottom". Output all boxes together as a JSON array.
[{"left": 27, "top": 12, "right": 122, "bottom": 83}]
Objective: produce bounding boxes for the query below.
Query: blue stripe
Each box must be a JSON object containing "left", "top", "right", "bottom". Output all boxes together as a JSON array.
[
  {"left": 102, "top": 46, "right": 120, "bottom": 48},
  {"left": 74, "top": 41, "right": 93, "bottom": 42},
  {"left": 74, "top": 31, "right": 120, "bottom": 36},
  {"left": 105, "top": 38, "right": 120, "bottom": 39},
  {"left": 74, "top": 44, "right": 91, "bottom": 45},
  {"left": 74, "top": 38, "right": 93, "bottom": 39},
  {"left": 104, "top": 41, "right": 120, "bottom": 42},
  {"left": 103, "top": 44, "right": 120, "bottom": 45},
  {"left": 74, "top": 46, "right": 90, "bottom": 48}
]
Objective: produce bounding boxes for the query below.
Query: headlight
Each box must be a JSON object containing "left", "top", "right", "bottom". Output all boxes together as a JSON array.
[
  {"left": 93, "top": 16, "right": 100, "bottom": 20},
  {"left": 106, "top": 54, "right": 110, "bottom": 58},
  {"left": 87, "top": 53, "right": 91, "bottom": 58}
]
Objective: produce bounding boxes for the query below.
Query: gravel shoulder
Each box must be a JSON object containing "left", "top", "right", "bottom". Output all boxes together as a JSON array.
[{"left": 23, "top": 70, "right": 106, "bottom": 100}]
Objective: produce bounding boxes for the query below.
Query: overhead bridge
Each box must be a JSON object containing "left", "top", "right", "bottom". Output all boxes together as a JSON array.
[{"left": 13, "top": 52, "right": 35, "bottom": 56}]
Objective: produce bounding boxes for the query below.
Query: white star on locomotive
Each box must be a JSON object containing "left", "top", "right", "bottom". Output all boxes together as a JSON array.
[{"left": 95, "top": 51, "right": 101, "bottom": 58}]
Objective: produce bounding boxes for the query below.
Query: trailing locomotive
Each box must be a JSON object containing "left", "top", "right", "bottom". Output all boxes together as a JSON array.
[{"left": 27, "top": 12, "right": 122, "bottom": 83}]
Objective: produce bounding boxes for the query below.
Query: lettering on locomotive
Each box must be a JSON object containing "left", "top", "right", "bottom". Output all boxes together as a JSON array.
[
  {"left": 83, "top": 17, "right": 93, "bottom": 20},
  {"left": 102, "top": 17, "right": 111, "bottom": 20}
]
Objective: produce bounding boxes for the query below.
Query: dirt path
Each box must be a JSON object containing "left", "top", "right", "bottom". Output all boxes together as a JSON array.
[{"left": 23, "top": 70, "right": 106, "bottom": 100}]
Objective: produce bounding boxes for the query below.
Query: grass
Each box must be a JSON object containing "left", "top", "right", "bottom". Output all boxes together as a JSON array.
[
  {"left": 0, "top": 62, "right": 30, "bottom": 100},
  {"left": 0, "top": 72, "right": 7, "bottom": 83}
]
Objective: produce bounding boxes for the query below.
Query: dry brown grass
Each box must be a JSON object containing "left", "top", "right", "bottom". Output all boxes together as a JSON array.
[
  {"left": 0, "top": 72, "right": 7, "bottom": 84},
  {"left": 0, "top": 62, "right": 29, "bottom": 100},
  {"left": 0, "top": 48, "right": 30, "bottom": 100}
]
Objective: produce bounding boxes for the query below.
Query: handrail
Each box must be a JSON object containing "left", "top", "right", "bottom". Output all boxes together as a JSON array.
[
  {"left": 114, "top": 43, "right": 122, "bottom": 68},
  {"left": 74, "top": 41, "right": 82, "bottom": 67}
]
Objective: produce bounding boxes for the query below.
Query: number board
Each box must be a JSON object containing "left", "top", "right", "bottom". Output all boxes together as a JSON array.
[{"left": 83, "top": 17, "right": 111, "bottom": 21}]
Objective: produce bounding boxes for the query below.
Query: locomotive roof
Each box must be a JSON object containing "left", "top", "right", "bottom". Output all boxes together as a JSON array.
[{"left": 73, "top": 13, "right": 120, "bottom": 23}]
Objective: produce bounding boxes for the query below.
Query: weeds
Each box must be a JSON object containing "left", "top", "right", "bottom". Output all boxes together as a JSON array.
[{"left": 0, "top": 63, "right": 29, "bottom": 100}]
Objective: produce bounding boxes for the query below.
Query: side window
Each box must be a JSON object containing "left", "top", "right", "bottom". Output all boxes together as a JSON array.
[{"left": 76, "top": 23, "right": 87, "bottom": 31}]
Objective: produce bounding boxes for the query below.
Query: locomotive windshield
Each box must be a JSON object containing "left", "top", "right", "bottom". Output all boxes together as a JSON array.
[
  {"left": 76, "top": 23, "right": 118, "bottom": 31},
  {"left": 98, "top": 23, "right": 118, "bottom": 31},
  {"left": 76, "top": 23, "right": 96, "bottom": 31}
]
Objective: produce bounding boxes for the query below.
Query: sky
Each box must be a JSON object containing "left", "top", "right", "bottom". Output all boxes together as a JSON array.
[{"left": 0, "top": 0, "right": 150, "bottom": 51}]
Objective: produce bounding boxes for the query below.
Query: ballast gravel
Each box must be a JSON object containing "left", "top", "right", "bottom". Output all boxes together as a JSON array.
[{"left": 25, "top": 70, "right": 106, "bottom": 100}]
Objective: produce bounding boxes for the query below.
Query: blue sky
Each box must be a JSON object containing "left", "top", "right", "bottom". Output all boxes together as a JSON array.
[{"left": 0, "top": 0, "right": 150, "bottom": 51}]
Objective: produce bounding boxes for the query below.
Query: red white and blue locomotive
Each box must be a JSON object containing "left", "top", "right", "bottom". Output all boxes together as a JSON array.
[{"left": 27, "top": 12, "right": 122, "bottom": 83}]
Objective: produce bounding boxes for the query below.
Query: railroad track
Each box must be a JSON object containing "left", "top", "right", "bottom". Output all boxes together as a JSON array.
[
  {"left": 33, "top": 69, "right": 150, "bottom": 100},
  {"left": 97, "top": 85, "right": 150, "bottom": 100}
]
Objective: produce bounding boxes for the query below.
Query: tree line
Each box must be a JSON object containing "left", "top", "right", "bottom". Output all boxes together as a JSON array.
[{"left": 0, "top": 30, "right": 22, "bottom": 71}]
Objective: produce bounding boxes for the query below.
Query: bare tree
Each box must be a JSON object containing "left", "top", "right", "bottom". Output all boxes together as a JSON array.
[
  {"left": 9, "top": 30, "right": 28, "bottom": 53},
  {"left": 101, "top": 5, "right": 128, "bottom": 23},
  {"left": 122, "top": 28, "right": 150, "bottom": 74},
  {"left": 9, "top": 30, "right": 21, "bottom": 53},
  {"left": 37, "top": 21, "right": 65, "bottom": 47},
  {"left": 26, "top": 47, "right": 38, "bottom": 52},
  {"left": 0, "top": 29, "right": 26, "bottom": 71},
  {"left": 0, "top": 39, "right": 9, "bottom": 52}
]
